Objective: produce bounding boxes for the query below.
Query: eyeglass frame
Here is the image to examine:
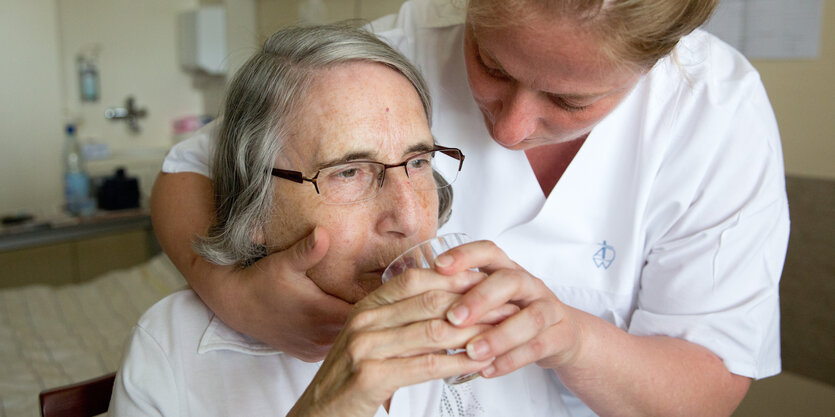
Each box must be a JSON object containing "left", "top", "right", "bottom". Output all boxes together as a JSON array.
[{"left": 270, "top": 145, "right": 465, "bottom": 198}]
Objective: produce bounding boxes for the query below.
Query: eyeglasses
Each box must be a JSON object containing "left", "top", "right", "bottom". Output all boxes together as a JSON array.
[{"left": 271, "top": 145, "right": 464, "bottom": 205}]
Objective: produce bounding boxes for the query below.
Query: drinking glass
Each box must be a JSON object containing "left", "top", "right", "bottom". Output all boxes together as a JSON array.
[{"left": 382, "top": 232, "right": 480, "bottom": 385}]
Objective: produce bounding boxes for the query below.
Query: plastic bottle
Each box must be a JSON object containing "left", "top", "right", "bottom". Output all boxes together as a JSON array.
[{"left": 63, "top": 124, "right": 95, "bottom": 216}]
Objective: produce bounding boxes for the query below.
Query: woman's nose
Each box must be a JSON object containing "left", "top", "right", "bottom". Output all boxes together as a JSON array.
[
  {"left": 375, "top": 169, "right": 423, "bottom": 238},
  {"left": 490, "top": 85, "right": 539, "bottom": 147}
]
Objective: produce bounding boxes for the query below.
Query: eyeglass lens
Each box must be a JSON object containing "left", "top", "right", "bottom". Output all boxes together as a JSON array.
[{"left": 317, "top": 149, "right": 461, "bottom": 204}]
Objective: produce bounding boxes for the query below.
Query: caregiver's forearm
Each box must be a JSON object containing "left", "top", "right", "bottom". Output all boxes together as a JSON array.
[
  {"left": 554, "top": 310, "right": 750, "bottom": 417},
  {"left": 150, "top": 172, "right": 243, "bottom": 322}
]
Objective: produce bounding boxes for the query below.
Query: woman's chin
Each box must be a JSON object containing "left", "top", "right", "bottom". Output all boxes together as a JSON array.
[
  {"left": 313, "top": 273, "right": 383, "bottom": 304},
  {"left": 353, "top": 273, "right": 385, "bottom": 301}
]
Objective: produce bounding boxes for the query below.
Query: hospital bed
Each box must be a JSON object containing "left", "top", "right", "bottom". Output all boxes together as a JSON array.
[{"left": 0, "top": 253, "right": 186, "bottom": 417}]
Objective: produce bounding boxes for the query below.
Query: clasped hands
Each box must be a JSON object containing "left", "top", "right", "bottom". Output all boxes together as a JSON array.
[
  {"left": 284, "top": 236, "right": 583, "bottom": 416},
  {"left": 434, "top": 239, "right": 583, "bottom": 376}
]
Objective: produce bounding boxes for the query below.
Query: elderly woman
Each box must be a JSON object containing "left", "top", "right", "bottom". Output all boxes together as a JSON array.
[{"left": 110, "top": 25, "right": 569, "bottom": 416}]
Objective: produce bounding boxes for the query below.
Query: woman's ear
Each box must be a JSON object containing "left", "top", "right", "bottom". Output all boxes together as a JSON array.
[{"left": 250, "top": 226, "right": 266, "bottom": 245}]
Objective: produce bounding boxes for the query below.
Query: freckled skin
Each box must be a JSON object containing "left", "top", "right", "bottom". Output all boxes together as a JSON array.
[
  {"left": 264, "top": 62, "right": 438, "bottom": 304},
  {"left": 463, "top": 15, "right": 643, "bottom": 150}
]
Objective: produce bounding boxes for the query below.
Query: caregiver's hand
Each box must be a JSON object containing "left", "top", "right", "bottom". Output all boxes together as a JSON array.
[
  {"left": 152, "top": 172, "right": 352, "bottom": 362},
  {"left": 239, "top": 227, "right": 354, "bottom": 360},
  {"left": 433, "top": 240, "right": 583, "bottom": 377},
  {"left": 288, "top": 268, "right": 497, "bottom": 417},
  {"left": 433, "top": 240, "right": 751, "bottom": 417}
]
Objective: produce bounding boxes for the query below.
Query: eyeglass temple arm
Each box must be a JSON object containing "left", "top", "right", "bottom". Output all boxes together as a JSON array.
[
  {"left": 435, "top": 146, "right": 466, "bottom": 171},
  {"left": 271, "top": 168, "right": 308, "bottom": 184}
]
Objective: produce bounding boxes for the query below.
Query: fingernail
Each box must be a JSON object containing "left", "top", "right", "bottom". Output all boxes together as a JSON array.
[
  {"left": 435, "top": 254, "right": 452, "bottom": 268},
  {"left": 446, "top": 304, "right": 468, "bottom": 325},
  {"left": 307, "top": 228, "right": 318, "bottom": 250},
  {"left": 482, "top": 365, "right": 496, "bottom": 377},
  {"left": 466, "top": 339, "right": 490, "bottom": 360}
]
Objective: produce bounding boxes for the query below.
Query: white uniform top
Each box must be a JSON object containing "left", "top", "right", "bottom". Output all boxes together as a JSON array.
[
  {"left": 161, "top": 1, "right": 789, "bottom": 415},
  {"left": 110, "top": 290, "right": 570, "bottom": 416}
]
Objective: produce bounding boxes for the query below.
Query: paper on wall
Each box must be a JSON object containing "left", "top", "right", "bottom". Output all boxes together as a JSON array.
[{"left": 703, "top": 0, "right": 824, "bottom": 59}]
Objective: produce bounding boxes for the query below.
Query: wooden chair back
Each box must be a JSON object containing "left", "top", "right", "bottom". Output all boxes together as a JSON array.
[{"left": 39, "top": 372, "right": 117, "bottom": 417}]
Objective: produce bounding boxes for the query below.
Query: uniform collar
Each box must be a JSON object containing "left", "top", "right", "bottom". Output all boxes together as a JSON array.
[{"left": 198, "top": 314, "right": 283, "bottom": 356}]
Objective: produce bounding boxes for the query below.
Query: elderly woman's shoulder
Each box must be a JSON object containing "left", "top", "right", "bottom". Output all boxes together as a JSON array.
[{"left": 135, "top": 289, "right": 213, "bottom": 342}]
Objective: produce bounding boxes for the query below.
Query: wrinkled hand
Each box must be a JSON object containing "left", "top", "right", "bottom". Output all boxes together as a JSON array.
[
  {"left": 288, "top": 268, "right": 502, "bottom": 417},
  {"left": 434, "top": 240, "right": 583, "bottom": 378},
  {"left": 234, "top": 228, "right": 353, "bottom": 361}
]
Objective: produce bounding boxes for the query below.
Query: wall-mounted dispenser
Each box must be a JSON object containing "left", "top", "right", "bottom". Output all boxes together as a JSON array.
[
  {"left": 178, "top": 6, "right": 227, "bottom": 75},
  {"left": 77, "top": 45, "right": 101, "bottom": 102}
]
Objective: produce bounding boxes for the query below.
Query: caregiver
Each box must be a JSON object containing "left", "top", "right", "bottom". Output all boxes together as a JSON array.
[{"left": 152, "top": 1, "right": 789, "bottom": 416}]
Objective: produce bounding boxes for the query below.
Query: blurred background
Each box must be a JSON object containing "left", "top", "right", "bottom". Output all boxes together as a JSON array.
[{"left": 0, "top": 1, "right": 832, "bottom": 416}]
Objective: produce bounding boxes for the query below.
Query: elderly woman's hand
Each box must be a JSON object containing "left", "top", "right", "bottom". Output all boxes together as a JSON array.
[
  {"left": 433, "top": 240, "right": 585, "bottom": 378},
  {"left": 287, "top": 268, "right": 499, "bottom": 417}
]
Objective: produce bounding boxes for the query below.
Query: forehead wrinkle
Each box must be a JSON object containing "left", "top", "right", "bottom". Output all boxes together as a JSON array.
[
  {"left": 317, "top": 102, "right": 429, "bottom": 162},
  {"left": 290, "top": 62, "right": 432, "bottom": 170}
]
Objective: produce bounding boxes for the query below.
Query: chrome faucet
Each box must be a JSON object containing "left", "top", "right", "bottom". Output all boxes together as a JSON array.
[{"left": 105, "top": 96, "right": 148, "bottom": 133}]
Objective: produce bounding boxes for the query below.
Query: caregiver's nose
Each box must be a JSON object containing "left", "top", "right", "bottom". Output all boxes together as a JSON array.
[{"left": 490, "top": 87, "right": 539, "bottom": 147}]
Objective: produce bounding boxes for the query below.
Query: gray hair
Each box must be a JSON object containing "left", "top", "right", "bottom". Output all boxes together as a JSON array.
[{"left": 194, "top": 23, "right": 451, "bottom": 267}]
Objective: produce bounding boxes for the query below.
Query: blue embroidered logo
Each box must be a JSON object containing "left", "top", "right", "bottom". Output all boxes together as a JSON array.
[{"left": 593, "top": 240, "right": 616, "bottom": 269}]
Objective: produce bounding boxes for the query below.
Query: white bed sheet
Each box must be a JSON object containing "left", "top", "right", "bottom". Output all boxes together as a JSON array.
[{"left": 0, "top": 254, "right": 186, "bottom": 417}]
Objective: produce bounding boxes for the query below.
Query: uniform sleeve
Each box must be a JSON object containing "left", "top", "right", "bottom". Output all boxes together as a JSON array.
[
  {"left": 365, "top": 0, "right": 414, "bottom": 52},
  {"left": 629, "top": 75, "right": 789, "bottom": 380},
  {"left": 109, "top": 325, "right": 180, "bottom": 416},
  {"left": 161, "top": 122, "right": 216, "bottom": 177}
]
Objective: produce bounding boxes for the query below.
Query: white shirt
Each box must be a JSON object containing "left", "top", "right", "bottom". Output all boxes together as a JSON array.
[
  {"left": 109, "top": 290, "right": 570, "bottom": 416},
  {"left": 161, "top": 1, "right": 789, "bottom": 416}
]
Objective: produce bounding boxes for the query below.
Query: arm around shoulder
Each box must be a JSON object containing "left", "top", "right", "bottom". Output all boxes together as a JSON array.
[
  {"left": 151, "top": 171, "right": 248, "bottom": 325},
  {"left": 150, "top": 172, "right": 352, "bottom": 359}
]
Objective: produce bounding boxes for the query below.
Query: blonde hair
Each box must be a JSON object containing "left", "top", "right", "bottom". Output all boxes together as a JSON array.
[{"left": 467, "top": 0, "right": 718, "bottom": 70}]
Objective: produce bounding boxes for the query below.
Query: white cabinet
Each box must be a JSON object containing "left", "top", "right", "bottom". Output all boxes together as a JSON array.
[{"left": 178, "top": 6, "right": 227, "bottom": 75}]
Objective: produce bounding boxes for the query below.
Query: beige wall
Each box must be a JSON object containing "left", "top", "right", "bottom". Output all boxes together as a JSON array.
[
  {"left": 0, "top": 0, "right": 204, "bottom": 215},
  {"left": 751, "top": 0, "right": 835, "bottom": 180},
  {"left": 0, "top": 0, "right": 259, "bottom": 215},
  {"left": 56, "top": 0, "right": 203, "bottom": 153},
  {"left": 0, "top": 0, "right": 65, "bottom": 215},
  {"left": 256, "top": 0, "right": 401, "bottom": 42},
  {"left": 257, "top": 0, "right": 835, "bottom": 181}
]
